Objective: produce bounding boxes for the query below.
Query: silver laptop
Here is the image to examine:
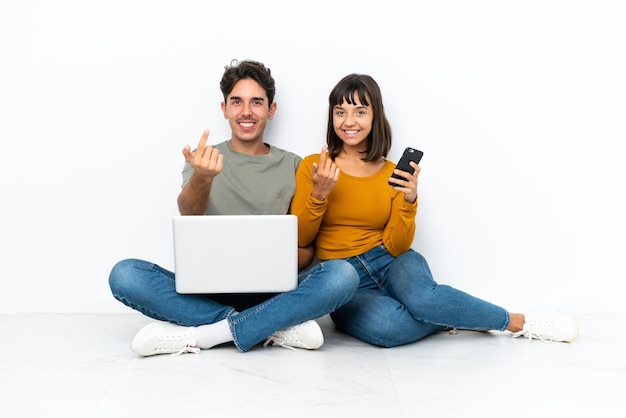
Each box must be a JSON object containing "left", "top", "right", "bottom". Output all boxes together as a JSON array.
[{"left": 172, "top": 215, "right": 298, "bottom": 294}]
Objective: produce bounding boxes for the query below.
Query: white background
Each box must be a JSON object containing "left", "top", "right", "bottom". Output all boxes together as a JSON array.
[{"left": 1, "top": 0, "right": 624, "bottom": 314}]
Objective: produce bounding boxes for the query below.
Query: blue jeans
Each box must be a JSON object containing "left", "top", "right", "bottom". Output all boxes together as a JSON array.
[
  {"left": 330, "top": 246, "right": 510, "bottom": 347},
  {"left": 109, "top": 258, "right": 359, "bottom": 352}
]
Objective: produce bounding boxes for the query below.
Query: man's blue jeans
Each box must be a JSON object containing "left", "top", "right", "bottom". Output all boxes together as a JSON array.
[
  {"left": 331, "top": 246, "right": 510, "bottom": 347},
  {"left": 109, "top": 258, "right": 359, "bottom": 352}
]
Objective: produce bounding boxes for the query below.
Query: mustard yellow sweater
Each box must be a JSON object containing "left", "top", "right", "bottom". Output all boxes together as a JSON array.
[{"left": 291, "top": 154, "right": 418, "bottom": 260}]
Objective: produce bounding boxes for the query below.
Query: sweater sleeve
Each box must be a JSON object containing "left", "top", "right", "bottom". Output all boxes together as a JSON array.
[
  {"left": 291, "top": 154, "right": 326, "bottom": 247},
  {"left": 382, "top": 187, "right": 418, "bottom": 257}
]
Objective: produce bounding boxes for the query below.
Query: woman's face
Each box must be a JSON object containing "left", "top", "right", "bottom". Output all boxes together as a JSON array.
[{"left": 332, "top": 93, "right": 373, "bottom": 150}]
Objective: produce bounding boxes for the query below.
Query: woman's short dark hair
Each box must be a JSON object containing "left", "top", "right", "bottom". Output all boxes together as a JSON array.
[
  {"left": 326, "top": 74, "right": 392, "bottom": 161},
  {"left": 219, "top": 59, "right": 276, "bottom": 106}
]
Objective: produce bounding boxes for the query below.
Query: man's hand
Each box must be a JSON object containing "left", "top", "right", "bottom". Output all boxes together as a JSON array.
[
  {"left": 182, "top": 130, "right": 224, "bottom": 181},
  {"left": 178, "top": 130, "right": 224, "bottom": 215},
  {"left": 311, "top": 147, "right": 340, "bottom": 201}
]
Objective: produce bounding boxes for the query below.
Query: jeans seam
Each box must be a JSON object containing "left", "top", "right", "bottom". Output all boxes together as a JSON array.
[{"left": 354, "top": 252, "right": 385, "bottom": 289}]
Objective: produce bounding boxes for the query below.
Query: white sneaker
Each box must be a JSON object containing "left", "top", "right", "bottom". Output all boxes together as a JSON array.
[
  {"left": 131, "top": 322, "right": 201, "bottom": 356},
  {"left": 512, "top": 311, "right": 579, "bottom": 343},
  {"left": 263, "top": 320, "right": 324, "bottom": 350}
]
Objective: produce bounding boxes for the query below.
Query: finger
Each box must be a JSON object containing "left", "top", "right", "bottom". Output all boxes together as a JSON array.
[
  {"left": 392, "top": 169, "right": 410, "bottom": 182},
  {"left": 312, "top": 162, "right": 319, "bottom": 176},
  {"left": 323, "top": 164, "right": 335, "bottom": 180},
  {"left": 182, "top": 145, "right": 193, "bottom": 162},
  {"left": 389, "top": 178, "right": 404, "bottom": 188},
  {"left": 202, "top": 145, "right": 220, "bottom": 167},
  {"left": 409, "top": 162, "right": 420, "bottom": 176},
  {"left": 198, "top": 130, "right": 209, "bottom": 147},
  {"left": 318, "top": 147, "right": 328, "bottom": 171},
  {"left": 322, "top": 155, "right": 337, "bottom": 177},
  {"left": 389, "top": 171, "right": 414, "bottom": 188},
  {"left": 196, "top": 130, "right": 210, "bottom": 156},
  {"left": 215, "top": 153, "right": 224, "bottom": 172},
  {"left": 395, "top": 167, "right": 419, "bottom": 182},
  {"left": 333, "top": 166, "right": 341, "bottom": 182}
]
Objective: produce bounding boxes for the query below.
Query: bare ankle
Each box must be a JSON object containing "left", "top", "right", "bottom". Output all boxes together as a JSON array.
[{"left": 507, "top": 313, "right": 526, "bottom": 332}]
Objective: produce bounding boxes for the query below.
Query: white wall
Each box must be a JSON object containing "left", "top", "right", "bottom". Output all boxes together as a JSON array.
[{"left": 1, "top": 0, "right": 624, "bottom": 314}]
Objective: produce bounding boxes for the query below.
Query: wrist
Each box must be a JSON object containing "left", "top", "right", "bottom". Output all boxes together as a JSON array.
[
  {"left": 190, "top": 172, "right": 214, "bottom": 187},
  {"left": 311, "top": 192, "right": 327, "bottom": 201},
  {"left": 309, "top": 193, "right": 328, "bottom": 204}
]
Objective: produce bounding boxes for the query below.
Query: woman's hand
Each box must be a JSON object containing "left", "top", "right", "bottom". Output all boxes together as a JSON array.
[
  {"left": 311, "top": 147, "right": 340, "bottom": 201},
  {"left": 390, "top": 161, "right": 420, "bottom": 204}
]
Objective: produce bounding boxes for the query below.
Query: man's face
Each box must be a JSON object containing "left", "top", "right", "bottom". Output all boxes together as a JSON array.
[{"left": 221, "top": 78, "right": 276, "bottom": 144}]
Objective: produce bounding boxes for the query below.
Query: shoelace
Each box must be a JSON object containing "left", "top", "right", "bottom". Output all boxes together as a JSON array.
[
  {"left": 153, "top": 334, "right": 200, "bottom": 356},
  {"left": 511, "top": 327, "right": 553, "bottom": 344},
  {"left": 263, "top": 327, "right": 302, "bottom": 351},
  {"left": 172, "top": 345, "right": 201, "bottom": 356},
  {"left": 263, "top": 338, "right": 297, "bottom": 351}
]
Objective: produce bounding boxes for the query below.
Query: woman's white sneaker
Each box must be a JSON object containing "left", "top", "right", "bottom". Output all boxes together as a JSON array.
[
  {"left": 512, "top": 311, "right": 579, "bottom": 343},
  {"left": 263, "top": 320, "right": 324, "bottom": 350}
]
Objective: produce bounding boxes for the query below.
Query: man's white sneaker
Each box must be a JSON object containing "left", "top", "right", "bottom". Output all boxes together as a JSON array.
[
  {"left": 131, "top": 322, "right": 201, "bottom": 356},
  {"left": 263, "top": 320, "right": 324, "bottom": 350},
  {"left": 512, "top": 311, "right": 579, "bottom": 343}
]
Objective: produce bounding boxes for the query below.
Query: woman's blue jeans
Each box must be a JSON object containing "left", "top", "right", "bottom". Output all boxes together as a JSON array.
[
  {"left": 109, "top": 258, "right": 359, "bottom": 352},
  {"left": 330, "top": 246, "right": 510, "bottom": 347}
]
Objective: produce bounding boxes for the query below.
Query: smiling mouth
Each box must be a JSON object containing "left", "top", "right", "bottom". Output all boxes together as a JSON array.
[{"left": 238, "top": 121, "right": 256, "bottom": 128}]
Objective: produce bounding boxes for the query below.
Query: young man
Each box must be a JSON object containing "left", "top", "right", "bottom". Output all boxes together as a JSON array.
[{"left": 109, "top": 60, "right": 359, "bottom": 356}]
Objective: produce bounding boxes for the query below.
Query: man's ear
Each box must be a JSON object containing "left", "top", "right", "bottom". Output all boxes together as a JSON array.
[{"left": 268, "top": 102, "right": 277, "bottom": 120}]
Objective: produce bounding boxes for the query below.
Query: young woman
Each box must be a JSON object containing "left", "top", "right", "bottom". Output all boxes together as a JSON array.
[{"left": 291, "top": 74, "right": 578, "bottom": 347}]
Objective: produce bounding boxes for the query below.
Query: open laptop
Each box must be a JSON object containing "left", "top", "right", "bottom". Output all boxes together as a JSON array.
[{"left": 172, "top": 215, "right": 298, "bottom": 294}]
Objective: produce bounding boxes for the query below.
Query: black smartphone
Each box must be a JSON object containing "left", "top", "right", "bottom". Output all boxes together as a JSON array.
[{"left": 388, "top": 147, "right": 424, "bottom": 186}]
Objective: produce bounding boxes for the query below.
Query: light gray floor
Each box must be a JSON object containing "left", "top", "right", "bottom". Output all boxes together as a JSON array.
[{"left": 1, "top": 312, "right": 623, "bottom": 418}]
